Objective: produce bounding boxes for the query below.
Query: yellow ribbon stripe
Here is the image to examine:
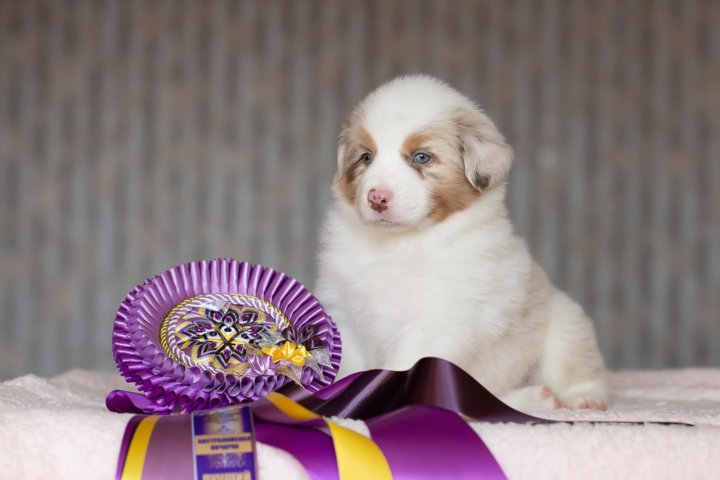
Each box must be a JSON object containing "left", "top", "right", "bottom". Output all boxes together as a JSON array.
[
  {"left": 266, "top": 391, "right": 320, "bottom": 421},
  {"left": 266, "top": 392, "right": 393, "bottom": 480},
  {"left": 325, "top": 420, "right": 393, "bottom": 480},
  {"left": 121, "top": 416, "right": 160, "bottom": 480}
]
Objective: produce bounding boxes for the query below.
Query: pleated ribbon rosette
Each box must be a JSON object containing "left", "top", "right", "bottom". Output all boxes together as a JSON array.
[{"left": 108, "top": 259, "right": 342, "bottom": 414}]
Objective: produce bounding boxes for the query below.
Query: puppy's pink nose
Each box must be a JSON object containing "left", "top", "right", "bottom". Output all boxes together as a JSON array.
[{"left": 368, "top": 188, "right": 393, "bottom": 213}]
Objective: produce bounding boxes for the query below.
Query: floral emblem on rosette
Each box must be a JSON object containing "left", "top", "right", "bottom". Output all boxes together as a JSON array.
[
  {"left": 173, "top": 298, "right": 333, "bottom": 386},
  {"left": 174, "top": 301, "right": 279, "bottom": 370}
]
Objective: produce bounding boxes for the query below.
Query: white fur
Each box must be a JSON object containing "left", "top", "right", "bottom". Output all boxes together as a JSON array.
[{"left": 317, "top": 75, "right": 608, "bottom": 409}]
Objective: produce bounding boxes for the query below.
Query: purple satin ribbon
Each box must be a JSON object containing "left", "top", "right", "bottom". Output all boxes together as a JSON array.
[
  {"left": 115, "top": 416, "right": 143, "bottom": 480},
  {"left": 143, "top": 415, "right": 194, "bottom": 478},
  {"left": 112, "top": 358, "right": 536, "bottom": 479},
  {"left": 250, "top": 397, "right": 507, "bottom": 480},
  {"left": 366, "top": 405, "right": 505, "bottom": 480},
  {"left": 108, "top": 357, "right": 541, "bottom": 423},
  {"left": 275, "top": 357, "right": 543, "bottom": 423},
  {"left": 255, "top": 422, "right": 339, "bottom": 479},
  {"left": 112, "top": 358, "right": 691, "bottom": 479}
]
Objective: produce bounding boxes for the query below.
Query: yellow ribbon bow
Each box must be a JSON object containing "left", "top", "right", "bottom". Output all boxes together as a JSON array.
[{"left": 262, "top": 341, "right": 310, "bottom": 366}]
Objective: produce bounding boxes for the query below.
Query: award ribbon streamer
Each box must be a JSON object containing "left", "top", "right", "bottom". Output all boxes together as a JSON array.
[
  {"left": 113, "top": 358, "right": 689, "bottom": 479},
  {"left": 112, "top": 358, "right": 526, "bottom": 480},
  {"left": 117, "top": 407, "right": 257, "bottom": 480},
  {"left": 260, "top": 392, "right": 393, "bottom": 480},
  {"left": 116, "top": 392, "right": 504, "bottom": 480}
]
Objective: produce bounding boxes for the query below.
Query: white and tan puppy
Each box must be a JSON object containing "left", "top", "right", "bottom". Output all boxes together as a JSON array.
[{"left": 316, "top": 75, "right": 608, "bottom": 409}]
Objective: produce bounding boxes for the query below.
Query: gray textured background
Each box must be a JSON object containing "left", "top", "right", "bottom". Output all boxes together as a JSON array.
[{"left": 1, "top": 0, "right": 718, "bottom": 380}]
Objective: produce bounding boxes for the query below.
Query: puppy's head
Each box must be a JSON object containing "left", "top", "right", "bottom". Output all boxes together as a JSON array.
[{"left": 334, "top": 75, "right": 513, "bottom": 231}]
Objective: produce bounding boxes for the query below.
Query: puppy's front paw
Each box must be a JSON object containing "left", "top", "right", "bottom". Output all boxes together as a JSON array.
[{"left": 553, "top": 379, "right": 608, "bottom": 410}]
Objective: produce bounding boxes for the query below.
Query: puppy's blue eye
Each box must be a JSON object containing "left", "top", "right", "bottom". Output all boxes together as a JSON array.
[
  {"left": 361, "top": 153, "right": 373, "bottom": 164},
  {"left": 413, "top": 152, "right": 431, "bottom": 164}
]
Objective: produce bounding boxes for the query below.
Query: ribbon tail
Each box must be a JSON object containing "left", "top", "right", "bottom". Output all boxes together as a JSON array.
[
  {"left": 255, "top": 423, "right": 339, "bottom": 480},
  {"left": 106, "top": 390, "right": 171, "bottom": 414},
  {"left": 278, "top": 357, "right": 543, "bottom": 423},
  {"left": 367, "top": 405, "right": 507, "bottom": 479}
]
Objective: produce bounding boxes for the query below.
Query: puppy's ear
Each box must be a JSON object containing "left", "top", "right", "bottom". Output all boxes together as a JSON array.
[
  {"left": 334, "top": 118, "right": 376, "bottom": 183},
  {"left": 454, "top": 107, "right": 513, "bottom": 191},
  {"left": 334, "top": 128, "right": 351, "bottom": 182}
]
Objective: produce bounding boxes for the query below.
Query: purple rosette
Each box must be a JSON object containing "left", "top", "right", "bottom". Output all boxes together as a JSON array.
[{"left": 110, "top": 259, "right": 341, "bottom": 413}]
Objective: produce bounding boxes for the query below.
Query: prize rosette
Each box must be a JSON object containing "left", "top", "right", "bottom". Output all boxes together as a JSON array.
[{"left": 111, "top": 258, "right": 341, "bottom": 413}]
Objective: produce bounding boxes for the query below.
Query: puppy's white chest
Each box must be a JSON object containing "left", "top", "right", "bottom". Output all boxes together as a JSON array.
[
  {"left": 342, "top": 246, "right": 477, "bottom": 332},
  {"left": 359, "top": 257, "right": 442, "bottom": 323}
]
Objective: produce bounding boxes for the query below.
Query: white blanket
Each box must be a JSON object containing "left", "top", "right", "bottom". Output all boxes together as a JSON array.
[{"left": 1, "top": 369, "right": 719, "bottom": 479}]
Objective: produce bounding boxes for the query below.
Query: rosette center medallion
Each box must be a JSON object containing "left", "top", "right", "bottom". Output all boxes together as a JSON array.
[{"left": 163, "top": 293, "right": 291, "bottom": 375}]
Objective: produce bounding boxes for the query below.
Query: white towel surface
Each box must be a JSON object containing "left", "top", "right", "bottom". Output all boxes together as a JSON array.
[{"left": 1, "top": 369, "right": 719, "bottom": 479}]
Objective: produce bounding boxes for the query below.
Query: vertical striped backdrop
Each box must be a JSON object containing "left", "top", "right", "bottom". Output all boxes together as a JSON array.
[{"left": 1, "top": 0, "right": 718, "bottom": 379}]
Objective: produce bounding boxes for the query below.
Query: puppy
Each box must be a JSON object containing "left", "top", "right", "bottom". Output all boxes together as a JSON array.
[{"left": 316, "top": 75, "right": 607, "bottom": 409}]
